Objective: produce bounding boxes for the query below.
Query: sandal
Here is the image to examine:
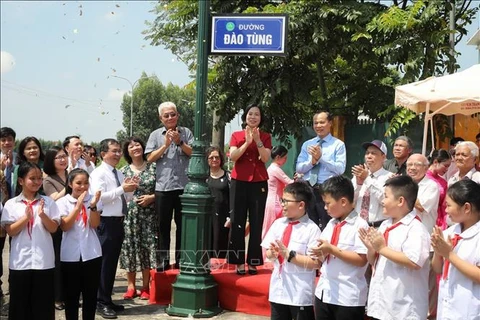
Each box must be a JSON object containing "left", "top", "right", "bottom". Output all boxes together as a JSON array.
[
  {"left": 139, "top": 288, "right": 150, "bottom": 300},
  {"left": 123, "top": 288, "right": 139, "bottom": 300},
  {"left": 55, "top": 302, "right": 65, "bottom": 310}
]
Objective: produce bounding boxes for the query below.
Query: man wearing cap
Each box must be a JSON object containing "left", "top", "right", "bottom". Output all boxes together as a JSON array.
[
  {"left": 351, "top": 140, "right": 391, "bottom": 227},
  {"left": 383, "top": 135, "right": 413, "bottom": 176},
  {"left": 296, "top": 111, "right": 346, "bottom": 230}
]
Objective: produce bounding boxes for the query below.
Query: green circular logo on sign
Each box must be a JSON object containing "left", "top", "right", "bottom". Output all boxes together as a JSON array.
[{"left": 226, "top": 22, "right": 235, "bottom": 31}]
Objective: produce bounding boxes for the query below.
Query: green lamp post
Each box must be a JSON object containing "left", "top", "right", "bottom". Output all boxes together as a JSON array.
[{"left": 166, "top": 0, "right": 222, "bottom": 317}]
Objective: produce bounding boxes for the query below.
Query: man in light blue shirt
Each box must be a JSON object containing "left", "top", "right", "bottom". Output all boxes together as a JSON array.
[{"left": 296, "top": 111, "right": 346, "bottom": 230}]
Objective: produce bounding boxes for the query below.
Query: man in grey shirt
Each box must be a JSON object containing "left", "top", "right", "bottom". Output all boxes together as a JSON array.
[
  {"left": 145, "top": 101, "right": 193, "bottom": 271},
  {"left": 383, "top": 135, "right": 413, "bottom": 176}
]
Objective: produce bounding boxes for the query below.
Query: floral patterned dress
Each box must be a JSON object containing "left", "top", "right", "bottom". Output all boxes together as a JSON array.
[{"left": 119, "top": 162, "right": 158, "bottom": 271}]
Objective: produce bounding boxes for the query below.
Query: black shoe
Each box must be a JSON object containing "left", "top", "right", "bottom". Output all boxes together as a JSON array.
[
  {"left": 156, "top": 261, "right": 171, "bottom": 272},
  {"left": 110, "top": 303, "right": 125, "bottom": 312},
  {"left": 96, "top": 306, "right": 117, "bottom": 319},
  {"left": 236, "top": 265, "right": 246, "bottom": 275},
  {"left": 248, "top": 266, "right": 258, "bottom": 275}
]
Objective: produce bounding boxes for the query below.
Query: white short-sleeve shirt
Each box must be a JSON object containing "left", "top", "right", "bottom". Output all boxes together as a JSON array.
[
  {"left": 353, "top": 168, "right": 391, "bottom": 223},
  {"left": 437, "top": 221, "right": 480, "bottom": 320},
  {"left": 261, "top": 214, "right": 322, "bottom": 306},
  {"left": 416, "top": 176, "right": 440, "bottom": 235},
  {"left": 56, "top": 194, "right": 102, "bottom": 262},
  {"left": 367, "top": 211, "right": 430, "bottom": 320},
  {"left": 1, "top": 194, "right": 60, "bottom": 270},
  {"left": 315, "top": 210, "right": 369, "bottom": 307}
]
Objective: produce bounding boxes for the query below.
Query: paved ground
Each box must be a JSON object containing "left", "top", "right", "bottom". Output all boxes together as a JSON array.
[{"left": 0, "top": 222, "right": 268, "bottom": 319}]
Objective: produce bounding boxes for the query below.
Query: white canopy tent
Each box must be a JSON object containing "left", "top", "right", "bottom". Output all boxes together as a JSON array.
[{"left": 394, "top": 64, "right": 480, "bottom": 155}]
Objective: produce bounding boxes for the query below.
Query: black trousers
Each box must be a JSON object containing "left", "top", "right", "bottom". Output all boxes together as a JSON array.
[
  {"left": 314, "top": 296, "right": 365, "bottom": 320},
  {"left": 212, "top": 201, "right": 229, "bottom": 259},
  {"left": 0, "top": 235, "right": 5, "bottom": 291},
  {"left": 308, "top": 185, "right": 331, "bottom": 231},
  {"left": 96, "top": 217, "right": 124, "bottom": 306},
  {"left": 155, "top": 190, "right": 183, "bottom": 266},
  {"left": 271, "top": 301, "right": 315, "bottom": 320},
  {"left": 52, "top": 227, "right": 63, "bottom": 302},
  {"left": 227, "top": 179, "right": 267, "bottom": 266},
  {"left": 62, "top": 257, "right": 102, "bottom": 320},
  {"left": 9, "top": 268, "right": 55, "bottom": 320}
]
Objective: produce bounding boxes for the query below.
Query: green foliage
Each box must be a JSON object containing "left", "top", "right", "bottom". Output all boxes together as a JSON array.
[
  {"left": 143, "top": 0, "right": 478, "bottom": 143},
  {"left": 115, "top": 72, "right": 209, "bottom": 144}
]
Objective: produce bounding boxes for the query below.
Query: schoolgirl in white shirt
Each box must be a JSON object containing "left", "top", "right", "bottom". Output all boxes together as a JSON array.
[
  {"left": 431, "top": 179, "right": 480, "bottom": 320},
  {"left": 1, "top": 162, "right": 60, "bottom": 320},
  {"left": 56, "top": 168, "right": 102, "bottom": 320}
]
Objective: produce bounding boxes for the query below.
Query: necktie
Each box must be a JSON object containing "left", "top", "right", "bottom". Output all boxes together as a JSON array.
[
  {"left": 278, "top": 220, "right": 301, "bottom": 269},
  {"left": 112, "top": 168, "right": 127, "bottom": 215},
  {"left": 309, "top": 139, "right": 323, "bottom": 186},
  {"left": 442, "top": 234, "right": 462, "bottom": 280},
  {"left": 21, "top": 198, "right": 40, "bottom": 239},
  {"left": 360, "top": 189, "right": 371, "bottom": 222},
  {"left": 326, "top": 220, "right": 347, "bottom": 263},
  {"left": 76, "top": 204, "right": 88, "bottom": 227}
]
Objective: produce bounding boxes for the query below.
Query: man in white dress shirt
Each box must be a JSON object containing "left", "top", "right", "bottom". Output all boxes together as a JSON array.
[
  {"left": 63, "top": 135, "right": 95, "bottom": 173},
  {"left": 352, "top": 140, "right": 391, "bottom": 227},
  {"left": 90, "top": 138, "right": 138, "bottom": 319}
]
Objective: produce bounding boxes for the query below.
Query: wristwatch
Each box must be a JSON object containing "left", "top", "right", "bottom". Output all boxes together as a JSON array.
[
  {"left": 88, "top": 205, "right": 97, "bottom": 211},
  {"left": 287, "top": 250, "right": 297, "bottom": 262},
  {"left": 177, "top": 140, "right": 184, "bottom": 146},
  {"left": 256, "top": 142, "right": 264, "bottom": 148}
]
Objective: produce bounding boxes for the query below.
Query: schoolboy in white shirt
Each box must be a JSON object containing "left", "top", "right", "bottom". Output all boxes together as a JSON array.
[
  {"left": 359, "top": 175, "right": 430, "bottom": 320},
  {"left": 311, "top": 175, "right": 369, "bottom": 320},
  {"left": 431, "top": 179, "right": 480, "bottom": 319},
  {"left": 261, "top": 181, "right": 322, "bottom": 320}
]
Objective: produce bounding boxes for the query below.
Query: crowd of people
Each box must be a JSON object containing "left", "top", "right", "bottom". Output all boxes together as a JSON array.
[{"left": 0, "top": 104, "right": 479, "bottom": 320}]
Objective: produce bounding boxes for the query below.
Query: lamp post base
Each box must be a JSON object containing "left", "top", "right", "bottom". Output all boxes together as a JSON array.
[{"left": 166, "top": 273, "right": 221, "bottom": 318}]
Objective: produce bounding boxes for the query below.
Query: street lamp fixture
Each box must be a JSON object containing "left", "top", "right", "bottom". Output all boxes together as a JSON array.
[{"left": 110, "top": 75, "right": 157, "bottom": 137}]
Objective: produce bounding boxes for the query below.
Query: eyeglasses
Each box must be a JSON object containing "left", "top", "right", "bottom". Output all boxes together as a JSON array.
[
  {"left": 88, "top": 153, "right": 96, "bottom": 157},
  {"left": 55, "top": 155, "right": 68, "bottom": 160},
  {"left": 208, "top": 156, "right": 220, "bottom": 160},
  {"left": 162, "top": 112, "right": 177, "bottom": 119},
  {"left": 280, "top": 198, "right": 301, "bottom": 205},
  {"left": 108, "top": 150, "right": 122, "bottom": 155},
  {"left": 406, "top": 162, "right": 427, "bottom": 168}
]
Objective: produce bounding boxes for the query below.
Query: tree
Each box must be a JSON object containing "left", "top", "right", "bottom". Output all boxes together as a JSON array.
[
  {"left": 144, "top": 0, "right": 478, "bottom": 143},
  {"left": 115, "top": 72, "right": 200, "bottom": 143}
]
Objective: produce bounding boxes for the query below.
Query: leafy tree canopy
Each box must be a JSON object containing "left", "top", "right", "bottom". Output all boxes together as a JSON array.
[
  {"left": 144, "top": 0, "right": 478, "bottom": 142},
  {"left": 115, "top": 72, "right": 201, "bottom": 143}
]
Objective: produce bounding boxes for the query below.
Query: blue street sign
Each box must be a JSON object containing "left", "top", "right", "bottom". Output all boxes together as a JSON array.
[{"left": 211, "top": 15, "right": 288, "bottom": 55}]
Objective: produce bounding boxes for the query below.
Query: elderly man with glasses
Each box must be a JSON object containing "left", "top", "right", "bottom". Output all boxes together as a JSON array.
[{"left": 145, "top": 101, "right": 193, "bottom": 272}]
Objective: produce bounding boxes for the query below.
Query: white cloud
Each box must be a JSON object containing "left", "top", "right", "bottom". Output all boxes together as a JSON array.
[
  {"left": 107, "top": 88, "right": 128, "bottom": 101},
  {"left": 1, "top": 51, "right": 16, "bottom": 73}
]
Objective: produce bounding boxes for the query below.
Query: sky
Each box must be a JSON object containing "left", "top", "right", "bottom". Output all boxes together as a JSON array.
[{"left": 1, "top": 1, "right": 479, "bottom": 144}]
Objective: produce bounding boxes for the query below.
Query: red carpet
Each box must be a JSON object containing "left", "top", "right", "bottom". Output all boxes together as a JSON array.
[{"left": 149, "top": 259, "right": 273, "bottom": 317}]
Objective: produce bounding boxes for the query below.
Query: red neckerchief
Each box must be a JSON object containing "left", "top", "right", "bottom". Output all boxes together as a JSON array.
[
  {"left": 373, "top": 215, "right": 421, "bottom": 272},
  {"left": 76, "top": 204, "right": 88, "bottom": 227},
  {"left": 278, "top": 220, "right": 300, "bottom": 273},
  {"left": 442, "top": 234, "right": 462, "bottom": 280},
  {"left": 21, "top": 198, "right": 40, "bottom": 239},
  {"left": 326, "top": 220, "right": 347, "bottom": 263}
]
